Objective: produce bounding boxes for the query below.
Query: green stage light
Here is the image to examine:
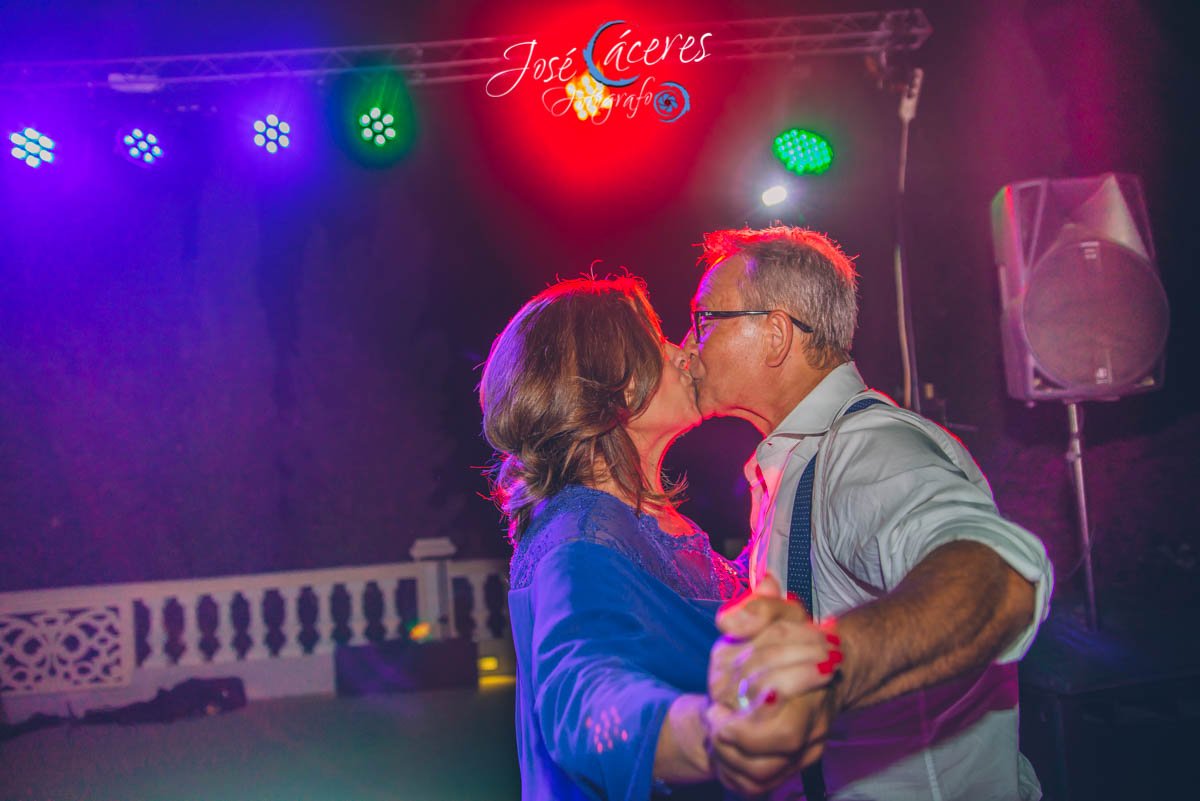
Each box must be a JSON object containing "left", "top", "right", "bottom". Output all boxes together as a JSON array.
[
  {"left": 338, "top": 73, "right": 417, "bottom": 166},
  {"left": 358, "top": 107, "right": 398, "bottom": 147},
  {"left": 773, "top": 129, "right": 833, "bottom": 176}
]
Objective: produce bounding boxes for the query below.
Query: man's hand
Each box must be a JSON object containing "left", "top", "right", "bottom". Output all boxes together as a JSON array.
[
  {"left": 706, "top": 573, "right": 843, "bottom": 795},
  {"left": 709, "top": 573, "right": 841, "bottom": 709},
  {"left": 706, "top": 684, "right": 837, "bottom": 796}
]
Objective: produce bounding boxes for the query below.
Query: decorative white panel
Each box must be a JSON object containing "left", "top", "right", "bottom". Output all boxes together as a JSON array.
[
  {"left": 0, "top": 548, "right": 508, "bottom": 702},
  {"left": 0, "top": 605, "right": 130, "bottom": 694}
]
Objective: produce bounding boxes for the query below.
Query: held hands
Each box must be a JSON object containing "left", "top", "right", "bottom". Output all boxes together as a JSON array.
[
  {"left": 709, "top": 574, "right": 842, "bottom": 708},
  {"left": 706, "top": 573, "right": 844, "bottom": 796}
]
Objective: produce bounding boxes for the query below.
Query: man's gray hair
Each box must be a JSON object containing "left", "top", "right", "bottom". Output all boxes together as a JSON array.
[{"left": 699, "top": 225, "right": 859, "bottom": 368}]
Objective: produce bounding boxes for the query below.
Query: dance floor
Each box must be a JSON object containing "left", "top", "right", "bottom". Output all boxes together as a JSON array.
[
  {"left": 0, "top": 682, "right": 520, "bottom": 801},
  {"left": 5, "top": 585, "right": 1197, "bottom": 801}
]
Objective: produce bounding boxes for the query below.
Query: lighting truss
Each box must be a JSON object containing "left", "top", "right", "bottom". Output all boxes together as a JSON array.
[{"left": 0, "top": 10, "right": 930, "bottom": 91}]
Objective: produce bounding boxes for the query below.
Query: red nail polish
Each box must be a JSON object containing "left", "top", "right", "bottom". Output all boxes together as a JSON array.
[
  {"left": 829, "top": 650, "right": 843, "bottom": 664},
  {"left": 817, "top": 660, "right": 833, "bottom": 675},
  {"left": 764, "top": 689, "right": 778, "bottom": 705},
  {"left": 786, "top": 591, "right": 800, "bottom": 603},
  {"left": 825, "top": 633, "right": 841, "bottom": 646}
]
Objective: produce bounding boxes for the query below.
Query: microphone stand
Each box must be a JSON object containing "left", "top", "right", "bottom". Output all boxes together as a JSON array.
[{"left": 894, "top": 67, "right": 924, "bottom": 412}]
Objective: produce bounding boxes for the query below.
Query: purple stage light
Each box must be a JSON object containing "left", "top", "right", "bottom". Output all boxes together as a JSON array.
[
  {"left": 253, "top": 114, "right": 291, "bottom": 155},
  {"left": 120, "top": 128, "right": 164, "bottom": 166},
  {"left": 9, "top": 127, "right": 55, "bottom": 168}
]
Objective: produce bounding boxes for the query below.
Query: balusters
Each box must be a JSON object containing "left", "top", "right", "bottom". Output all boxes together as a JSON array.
[
  {"left": 210, "top": 591, "right": 234, "bottom": 663},
  {"left": 329, "top": 583, "right": 344, "bottom": 652},
  {"left": 3, "top": 560, "right": 513, "bottom": 704},
  {"left": 142, "top": 596, "right": 168, "bottom": 668},
  {"left": 379, "top": 576, "right": 401, "bottom": 639},
  {"left": 244, "top": 589, "right": 267, "bottom": 660},
  {"left": 316, "top": 583, "right": 337, "bottom": 655},
  {"left": 345, "top": 581, "right": 367, "bottom": 646},
  {"left": 416, "top": 561, "right": 451, "bottom": 639},
  {"left": 178, "top": 593, "right": 204, "bottom": 666},
  {"left": 277, "top": 586, "right": 302, "bottom": 658},
  {"left": 467, "top": 573, "right": 489, "bottom": 642}
]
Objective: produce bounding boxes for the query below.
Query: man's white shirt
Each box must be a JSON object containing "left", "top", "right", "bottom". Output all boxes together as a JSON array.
[{"left": 743, "top": 362, "right": 1052, "bottom": 800}]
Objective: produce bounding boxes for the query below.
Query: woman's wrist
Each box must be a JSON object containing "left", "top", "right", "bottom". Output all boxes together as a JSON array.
[{"left": 653, "top": 693, "right": 714, "bottom": 784}]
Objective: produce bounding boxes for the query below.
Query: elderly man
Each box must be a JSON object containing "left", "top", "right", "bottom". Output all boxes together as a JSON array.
[{"left": 683, "top": 226, "right": 1052, "bottom": 800}]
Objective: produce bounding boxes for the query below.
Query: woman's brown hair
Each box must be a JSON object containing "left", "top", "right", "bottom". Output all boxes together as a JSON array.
[{"left": 480, "top": 275, "right": 680, "bottom": 543}]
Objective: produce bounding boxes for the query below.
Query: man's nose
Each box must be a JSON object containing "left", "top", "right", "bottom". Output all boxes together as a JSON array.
[{"left": 680, "top": 329, "right": 699, "bottom": 364}]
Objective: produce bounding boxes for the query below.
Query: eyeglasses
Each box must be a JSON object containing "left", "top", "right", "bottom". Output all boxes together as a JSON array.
[{"left": 690, "top": 309, "right": 814, "bottom": 341}]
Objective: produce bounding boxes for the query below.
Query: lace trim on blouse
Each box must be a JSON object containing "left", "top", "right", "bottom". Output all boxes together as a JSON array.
[{"left": 509, "top": 485, "right": 746, "bottom": 601}]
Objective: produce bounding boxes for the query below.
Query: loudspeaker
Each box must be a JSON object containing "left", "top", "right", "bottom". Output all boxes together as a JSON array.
[{"left": 991, "top": 173, "right": 1169, "bottom": 401}]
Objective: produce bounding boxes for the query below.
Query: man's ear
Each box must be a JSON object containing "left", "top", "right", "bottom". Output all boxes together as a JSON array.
[{"left": 763, "top": 310, "right": 795, "bottom": 368}]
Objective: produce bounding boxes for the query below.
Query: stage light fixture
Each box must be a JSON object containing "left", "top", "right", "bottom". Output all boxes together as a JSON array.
[
  {"left": 357, "top": 107, "right": 398, "bottom": 147},
  {"left": 120, "top": 128, "right": 164, "bottom": 166},
  {"left": 773, "top": 128, "right": 833, "bottom": 175},
  {"left": 337, "top": 72, "right": 416, "bottom": 166},
  {"left": 9, "top": 127, "right": 55, "bottom": 168},
  {"left": 762, "top": 184, "right": 788, "bottom": 207},
  {"left": 565, "top": 74, "right": 614, "bottom": 121},
  {"left": 253, "top": 114, "right": 291, "bottom": 154}
]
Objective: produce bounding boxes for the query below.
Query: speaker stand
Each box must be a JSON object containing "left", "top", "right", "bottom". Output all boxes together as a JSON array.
[{"left": 1065, "top": 401, "right": 1098, "bottom": 630}]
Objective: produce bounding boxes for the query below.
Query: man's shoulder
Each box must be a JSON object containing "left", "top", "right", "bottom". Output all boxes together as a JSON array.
[
  {"left": 823, "top": 395, "right": 980, "bottom": 478},
  {"left": 835, "top": 392, "right": 954, "bottom": 443}
]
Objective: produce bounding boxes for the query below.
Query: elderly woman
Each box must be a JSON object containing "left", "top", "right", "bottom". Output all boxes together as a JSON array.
[
  {"left": 479, "top": 275, "right": 760, "bottom": 799},
  {"left": 480, "top": 273, "right": 739, "bottom": 796}
]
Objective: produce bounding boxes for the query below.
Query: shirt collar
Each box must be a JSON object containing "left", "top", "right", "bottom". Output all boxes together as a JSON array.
[
  {"left": 767, "top": 361, "right": 867, "bottom": 439},
  {"left": 744, "top": 362, "right": 868, "bottom": 483}
]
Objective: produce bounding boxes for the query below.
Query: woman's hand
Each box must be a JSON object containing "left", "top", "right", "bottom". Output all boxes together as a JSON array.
[
  {"left": 704, "top": 574, "right": 843, "bottom": 796},
  {"left": 708, "top": 573, "right": 842, "bottom": 710},
  {"left": 705, "top": 682, "right": 837, "bottom": 796}
]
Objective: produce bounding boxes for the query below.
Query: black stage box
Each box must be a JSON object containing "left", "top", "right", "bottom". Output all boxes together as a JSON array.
[
  {"left": 335, "top": 637, "right": 478, "bottom": 696},
  {"left": 1019, "top": 601, "right": 1200, "bottom": 801}
]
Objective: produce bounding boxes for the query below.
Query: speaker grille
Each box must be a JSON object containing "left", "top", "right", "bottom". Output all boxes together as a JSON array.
[{"left": 1024, "top": 235, "right": 1169, "bottom": 391}]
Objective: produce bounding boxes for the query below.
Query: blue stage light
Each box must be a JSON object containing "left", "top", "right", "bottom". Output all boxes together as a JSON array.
[
  {"left": 9, "top": 127, "right": 55, "bottom": 168},
  {"left": 120, "top": 128, "right": 164, "bottom": 166},
  {"left": 253, "top": 115, "right": 290, "bottom": 154}
]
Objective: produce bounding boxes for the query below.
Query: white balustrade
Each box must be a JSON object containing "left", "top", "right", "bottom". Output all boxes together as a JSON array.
[
  {"left": 180, "top": 593, "right": 205, "bottom": 667},
  {"left": 345, "top": 581, "right": 366, "bottom": 647},
  {"left": 379, "top": 577, "right": 401, "bottom": 639},
  {"left": 450, "top": 562, "right": 505, "bottom": 641},
  {"left": 244, "top": 588, "right": 266, "bottom": 660},
  {"left": 466, "top": 573, "right": 489, "bottom": 641},
  {"left": 142, "top": 597, "right": 168, "bottom": 669},
  {"left": 211, "top": 591, "right": 235, "bottom": 662},
  {"left": 276, "top": 586, "right": 301, "bottom": 659},
  {"left": 0, "top": 546, "right": 508, "bottom": 701},
  {"left": 315, "top": 584, "right": 336, "bottom": 655}
]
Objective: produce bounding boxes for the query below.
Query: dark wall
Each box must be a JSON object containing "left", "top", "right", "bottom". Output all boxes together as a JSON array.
[
  {"left": 0, "top": 119, "right": 475, "bottom": 588},
  {"left": 1, "top": 0, "right": 1196, "bottom": 600}
]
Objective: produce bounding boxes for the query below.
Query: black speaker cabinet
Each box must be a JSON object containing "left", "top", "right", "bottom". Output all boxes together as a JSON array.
[
  {"left": 335, "top": 637, "right": 478, "bottom": 696},
  {"left": 990, "top": 173, "right": 1168, "bottom": 402}
]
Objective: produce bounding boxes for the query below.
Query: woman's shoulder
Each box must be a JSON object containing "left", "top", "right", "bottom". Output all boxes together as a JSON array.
[
  {"left": 509, "top": 485, "right": 653, "bottom": 590},
  {"left": 532, "top": 484, "right": 641, "bottom": 539}
]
